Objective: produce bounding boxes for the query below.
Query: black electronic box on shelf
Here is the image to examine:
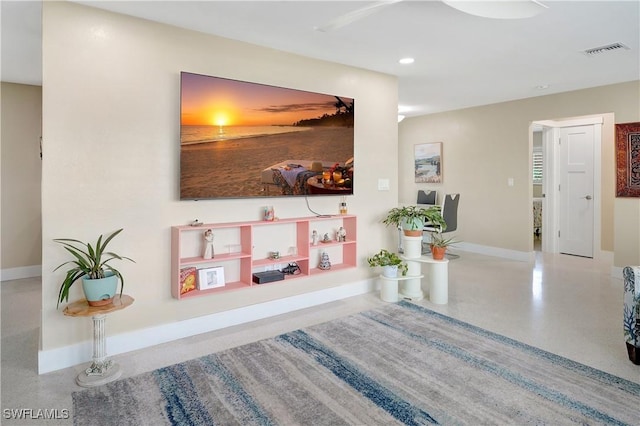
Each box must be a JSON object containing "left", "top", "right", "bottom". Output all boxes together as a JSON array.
[{"left": 252, "top": 270, "right": 285, "bottom": 284}]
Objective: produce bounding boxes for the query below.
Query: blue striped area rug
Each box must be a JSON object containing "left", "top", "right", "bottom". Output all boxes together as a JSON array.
[{"left": 73, "top": 301, "right": 640, "bottom": 425}]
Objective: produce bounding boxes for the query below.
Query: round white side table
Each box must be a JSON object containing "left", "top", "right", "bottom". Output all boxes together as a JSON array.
[
  {"left": 412, "top": 256, "right": 449, "bottom": 304},
  {"left": 63, "top": 294, "right": 134, "bottom": 387}
]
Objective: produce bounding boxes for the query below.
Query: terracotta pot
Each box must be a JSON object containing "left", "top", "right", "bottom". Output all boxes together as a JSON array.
[
  {"left": 401, "top": 217, "right": 424, "bottom": 237},
  {"left": 431, "top": 245, "right": 446, "bottom": 260}
]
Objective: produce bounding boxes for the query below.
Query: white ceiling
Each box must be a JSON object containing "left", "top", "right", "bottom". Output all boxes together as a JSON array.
[{"left": 2, "top": 1, "right": 639, "bottom": 117}]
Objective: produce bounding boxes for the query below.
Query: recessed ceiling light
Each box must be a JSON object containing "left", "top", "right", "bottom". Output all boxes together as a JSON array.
[
  {"left": 399, "top": 58, "right": 414, "bottom": 65},
  {"left": 535, "top": 84, "right": 550, "bottom": 90}
]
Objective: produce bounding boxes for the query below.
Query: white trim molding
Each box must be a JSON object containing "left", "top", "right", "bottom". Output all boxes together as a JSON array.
[
  {"left": 611, "top": 266, "right": 624, "bottom": 280},
  {"left": 534, "top": 116, "right": 604, "bottom": 128},
  {"left": 1, "top": 265, "right": 42, "bottom": 282},
  {"left": 38, "top": 278, "right": 376, "bottom": 374},
  {"left": 454, "top": 242, "right": 535, "bottom": 262}
]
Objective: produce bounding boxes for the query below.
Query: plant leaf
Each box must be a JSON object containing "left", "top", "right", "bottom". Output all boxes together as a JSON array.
[{"left": 54, "top": 228, "right": 131, "bottom": 308}]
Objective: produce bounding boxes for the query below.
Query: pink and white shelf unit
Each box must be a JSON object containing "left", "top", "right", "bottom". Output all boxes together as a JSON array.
[{"left": 171, "top": 215, "right": 357, "bottom": 299}]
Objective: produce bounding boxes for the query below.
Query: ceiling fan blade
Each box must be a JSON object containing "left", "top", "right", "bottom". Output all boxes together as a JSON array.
[
  {"left": 314, "top": 0, "right": 404, "bottom": 32},
  {"left": 442, "top": 0, "right": 548, "bottom": 19}
]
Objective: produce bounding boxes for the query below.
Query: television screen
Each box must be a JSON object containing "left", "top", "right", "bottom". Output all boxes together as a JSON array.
[{"left": 180, "top": 72, "right": 354, "bottom": 200}]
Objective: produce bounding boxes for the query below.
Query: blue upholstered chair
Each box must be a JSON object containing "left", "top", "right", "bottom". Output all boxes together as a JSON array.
[{"left": 623, "top": 266, "right": 640, "bottom": 365}]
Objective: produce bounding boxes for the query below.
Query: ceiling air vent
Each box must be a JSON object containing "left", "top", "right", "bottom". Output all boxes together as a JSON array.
[{"left": 583, "top": 42, "right": 630, "bottom": 57}]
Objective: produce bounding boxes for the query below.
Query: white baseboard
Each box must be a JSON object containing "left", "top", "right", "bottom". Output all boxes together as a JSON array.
[
  {"left": 38, "top": 278, "right": 375, "bottom": 374},
  {"left": 611, "top": 266, "right": 623, "bottom": 279},
  {"left": 454, "top": 242, "right": 534, "bottom": 262},
  {"left": 596, "top": 250, "right": 614, "bottom": 264},
  {"left": 1, "top": 265, "right": 42, "bottom": 282}
]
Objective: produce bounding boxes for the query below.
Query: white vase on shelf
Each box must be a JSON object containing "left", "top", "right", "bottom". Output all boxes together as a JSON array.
[{"left": 382, "top": 265, "right": 398, "bottom": 278}]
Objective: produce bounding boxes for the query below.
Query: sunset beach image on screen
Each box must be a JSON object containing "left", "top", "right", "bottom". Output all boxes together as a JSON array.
[{"left": 179, "top": 72, "right": 354, "bottom": 200}]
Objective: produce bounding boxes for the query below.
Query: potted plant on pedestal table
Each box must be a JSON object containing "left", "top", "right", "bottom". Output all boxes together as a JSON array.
[
  {"left": 383, "top": 205, "right": 445, "bottom": 236},
  {"left": 367, "top": 249, "right": 408, "bottom": 278},
  {"left": 429, "top": 232, "right": 458, "bottom": 260},
  {"left": 54, "top": 228, "right": 135, "bottom": 308}
]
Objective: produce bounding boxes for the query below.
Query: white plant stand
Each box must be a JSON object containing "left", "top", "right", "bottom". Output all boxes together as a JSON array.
[
  {"left": 401, "top": 235, "right": 450, "bottom": 304},
  {"left": 399, "top": 235, "right": 426, "bottom": 301},
  {"left": 379, "top": 273, "right": 424, "bottom": 302},
  {"left": 413, "top": 256, "right": 449, "bottom": 304}
]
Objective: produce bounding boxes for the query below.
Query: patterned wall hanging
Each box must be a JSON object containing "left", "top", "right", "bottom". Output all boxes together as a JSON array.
[{"left": 615, "top": 122, "right": 640, "bottom": 197}]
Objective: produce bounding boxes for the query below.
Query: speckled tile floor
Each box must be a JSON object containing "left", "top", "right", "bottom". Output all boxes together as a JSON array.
[{"left": 1, "top": 251, "right": 638, "bottom": 425}]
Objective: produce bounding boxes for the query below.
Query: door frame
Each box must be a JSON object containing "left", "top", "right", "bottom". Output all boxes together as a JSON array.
[{"left": 532, "top": 116, "right": 603, "bottom": 258}]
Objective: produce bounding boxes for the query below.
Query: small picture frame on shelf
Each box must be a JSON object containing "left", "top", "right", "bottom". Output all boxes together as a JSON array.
[
  {"left": 197, "top": 266, "right": 225, "bottom": 290},
  {"left": 180, "top": 267, "right": 197, "bottom": 295}
]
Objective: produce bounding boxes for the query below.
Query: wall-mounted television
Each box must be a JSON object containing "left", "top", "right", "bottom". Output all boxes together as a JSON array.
[{"left": 180, "top": 72, "right": 354, "bottom": 200}]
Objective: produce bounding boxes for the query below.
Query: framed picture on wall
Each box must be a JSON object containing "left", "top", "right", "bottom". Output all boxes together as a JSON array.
[
  {"left": 197, "top": 266, "right": 225, "bottom": 290},
  {"left": 615, "top": 122, "right": 640, "bottom": 197},
  {"left": 414, "top": 142, "right": 442, "bottom": 183}
]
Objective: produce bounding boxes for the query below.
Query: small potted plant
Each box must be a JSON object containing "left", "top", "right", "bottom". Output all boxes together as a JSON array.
[
  {"left": 429, "top": 232, "right": 458, "bottom": 260},
  {"left": 383, "top": 205, "right": 446, "bottom": 236},
  {"left": 54, "top": 228, "right": 134, "bottom": 308},
  {"left": 367, "top": 249, "right": 408, "bottom": 278}
]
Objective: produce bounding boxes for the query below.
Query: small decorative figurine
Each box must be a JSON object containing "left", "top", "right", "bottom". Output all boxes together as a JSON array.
[
  {"left": 337, "top": 226, "right": 347, "bottom": 242},
  {"left": 318, "top": 251, "right": 331, "bottom": 270},
  {"left": 263, "top": 206, "right": 275, "bottom": 221},
  {"left": 203, "top": 229, "right": 214, "bottom": 259},
  {"left": 312, "top": 230, "right": 319, "bottom": 246},
  {"left": 322, "top": 233, "right": 331, "bottom": 243},
  {"left": 281, "top": 262, "right": 301, "bottom": 275}
]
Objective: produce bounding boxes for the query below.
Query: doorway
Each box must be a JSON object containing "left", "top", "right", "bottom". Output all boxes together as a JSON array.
[
  {"left": 532, "top": 129, "right": 543, "bottom": 251},
  {"left": 531, "top": 116, "right": 603, "bottom": 258}
]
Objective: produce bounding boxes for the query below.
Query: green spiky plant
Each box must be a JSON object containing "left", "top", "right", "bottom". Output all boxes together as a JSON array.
[
  {"left": 429, "top": 232, "right": 458, "bottom": 248},
  {"left": 53, "top": 228, "right": 134, "bottom": 308}
]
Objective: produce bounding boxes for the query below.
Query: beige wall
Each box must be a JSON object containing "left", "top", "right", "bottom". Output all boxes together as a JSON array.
[
  {"left": 615, "top": 199, "right": 640, "bottom": 267},
  {"left": 1, "top": 82, "right": 42, "bottom": 271},
  {"left": 399, "top": 81, "right": 640, "bottom": 263},
  {"left": 41, "top": 2, "right": 398, "bottom": 350}
]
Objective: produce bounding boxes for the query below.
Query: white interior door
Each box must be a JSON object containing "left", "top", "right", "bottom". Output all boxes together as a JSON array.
[{"left": 559, "top": 125, "right": 595, "bottom": 257}]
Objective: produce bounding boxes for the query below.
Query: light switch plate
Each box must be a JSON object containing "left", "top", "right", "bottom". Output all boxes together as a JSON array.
[{"left": 378, "top": 178, "right": 390, "bottom": 191}]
